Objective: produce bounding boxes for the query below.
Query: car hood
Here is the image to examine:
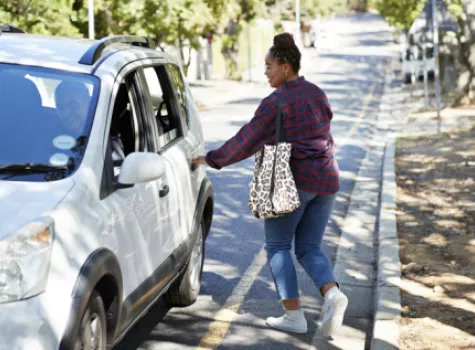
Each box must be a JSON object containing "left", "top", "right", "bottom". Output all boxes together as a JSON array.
[{"left": 0, "top": 179, "right": 74, "bottom": 240}]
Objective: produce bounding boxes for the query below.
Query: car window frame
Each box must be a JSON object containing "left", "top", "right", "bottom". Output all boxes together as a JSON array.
[
  {"left": 100, "top": 69, "right": 150, "bottom": 199},
  {"left": 138, "top": 63, "right": 184, "bottom": 152},
  {"left": 135, "top": 67, "right": 163, "bottom": 154},
  {"left": 166, "top": 63, "right": 190, "bottom": 132}
]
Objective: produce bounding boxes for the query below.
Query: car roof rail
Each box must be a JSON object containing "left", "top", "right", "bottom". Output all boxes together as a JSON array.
[
  {"left": 0, "top": 25, "right": 25, "bottom": 33},
  {"left": 79, "top": 35, "right": 155, "bottom": 65}
]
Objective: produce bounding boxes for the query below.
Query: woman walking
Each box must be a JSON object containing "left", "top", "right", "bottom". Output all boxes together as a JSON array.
[{"left": 193, "top": 32, "right": 348, "bottom": 337}]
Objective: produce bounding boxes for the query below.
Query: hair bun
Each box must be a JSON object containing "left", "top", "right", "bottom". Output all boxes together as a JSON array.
[{"left": 273, "top": 33, "right": 296, "bottom": 50}]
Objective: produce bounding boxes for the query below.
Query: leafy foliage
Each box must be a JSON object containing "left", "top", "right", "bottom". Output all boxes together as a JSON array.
[
  {"left": 0, "top": 0, "right": 80, "bottom": 36},
  {"left": 371, "top": 0, "right": 426, "bottom": 30},
  {"left": 374, "top": 0, "right": 475, "bottom": 103},
  {"left": 445, "top": 0, "right": 475, "bottom": 104},
  {"left": 0, "top": 0, "right": 361, "bottom": 79}
]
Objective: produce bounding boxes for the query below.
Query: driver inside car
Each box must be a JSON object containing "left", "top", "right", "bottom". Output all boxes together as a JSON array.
[{"left": 54, "top": 81, "right": 91, "bottom": 136}]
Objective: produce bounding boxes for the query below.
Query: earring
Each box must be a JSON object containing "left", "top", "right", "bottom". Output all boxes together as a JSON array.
[{"left": 285, "top": 71, "right": 288, "bottom": 78}]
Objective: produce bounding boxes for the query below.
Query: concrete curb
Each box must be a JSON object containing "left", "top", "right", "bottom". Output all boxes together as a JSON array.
[
  {"left": 371, "top": 134, "right": 402, "bottom": 350},
  {"left": 310, "top": 122, "right": 385, "bottom": 350}
]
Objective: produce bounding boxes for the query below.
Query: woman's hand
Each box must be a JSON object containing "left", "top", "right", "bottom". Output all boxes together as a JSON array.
[{"left": 192, "top": 156, "right": 208, "bottom": 166}]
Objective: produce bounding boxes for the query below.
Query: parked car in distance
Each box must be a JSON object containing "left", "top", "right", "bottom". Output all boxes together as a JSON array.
[{"left": 401, "top": 44, "right": 435, "bottom": 84}]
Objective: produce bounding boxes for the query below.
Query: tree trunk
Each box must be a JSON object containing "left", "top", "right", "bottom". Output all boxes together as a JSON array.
[
  {"left": 221, "top": 19, "right": 242, "bottom": 81},
  {"left": 221, "top": 45, "right": 239, "bottom": 80},
  {"left": 177, "top": 15, "right": 188, "bottom": 77},
  {"left": 347, "top": 0, "right": 367, "bottom": 12},
  {"left": 177, "top": 35, "right": 187, "bottom": 76},
  {"left": 454, "top": 0, "right": 475, "bottom": 105},
  {"left": 185, "top": 45, "right": 192, "bottom": 77}
]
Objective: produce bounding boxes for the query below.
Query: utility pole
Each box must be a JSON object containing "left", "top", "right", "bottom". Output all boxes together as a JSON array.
[
  {"left": 247, "top": 24, "right": 252, "bottom": 82},
  {"left": 423, "top": 43, "right": 429, "bottom": 108},
  {"left": 295, "top": 0, "right": 301, "bottom": 47},
  {"left": 88, "top": 0, "right": 95, "bottom": 39},
  {"left": 432, "top": 0, "right": 441, "bottom": 132}
]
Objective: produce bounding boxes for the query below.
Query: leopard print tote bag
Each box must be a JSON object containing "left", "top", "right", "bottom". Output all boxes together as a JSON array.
[{"left": 249, "top": 98, "right": 300, "bottom": 219}]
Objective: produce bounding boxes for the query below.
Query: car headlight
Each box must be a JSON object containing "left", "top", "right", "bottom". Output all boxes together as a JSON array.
[{"left": 0, "top": 217, "right": 54, "bottom": 303}]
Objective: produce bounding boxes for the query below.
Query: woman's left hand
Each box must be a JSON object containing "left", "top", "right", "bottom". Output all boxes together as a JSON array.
[{"left": 192, "top": 156, "right": 207, "bottom": 165}]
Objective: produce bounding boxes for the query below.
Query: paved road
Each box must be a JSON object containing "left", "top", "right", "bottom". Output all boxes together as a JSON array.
[{"left": 115, "top": 13, "right": 397, "bottom": 350}]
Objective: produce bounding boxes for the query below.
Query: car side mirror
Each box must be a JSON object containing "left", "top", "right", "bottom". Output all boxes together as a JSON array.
[{"left": 116, "top": 152, "right": 166, "bottom": 189}]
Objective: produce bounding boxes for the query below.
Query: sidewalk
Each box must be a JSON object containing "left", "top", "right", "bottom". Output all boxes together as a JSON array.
[
  {"left": 308, "top": 57, "right": 403, "bottom": 350},
  {"left": 368, "top": 59, "right": 475, "bottom": 350}
]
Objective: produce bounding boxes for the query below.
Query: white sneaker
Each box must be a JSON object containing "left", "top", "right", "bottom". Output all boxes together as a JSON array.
[
  {"left": 265, "top": 309, "right": 308, "bottom": 334},
  {"left": 320, "top": 287, "right": 348, "bottom": 337}
]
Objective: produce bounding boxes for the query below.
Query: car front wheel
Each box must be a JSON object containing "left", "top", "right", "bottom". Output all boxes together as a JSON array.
[
  {"left": 164, "top": 219, "right": 205, "bottom": 307},
  {"left": 74, "top": 291, "right": 107, "bottom": 350}
]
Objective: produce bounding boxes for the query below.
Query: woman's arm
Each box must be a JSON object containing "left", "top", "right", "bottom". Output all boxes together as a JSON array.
[{"left": 201, "top": 95, "right": 277, "bottom": 170}]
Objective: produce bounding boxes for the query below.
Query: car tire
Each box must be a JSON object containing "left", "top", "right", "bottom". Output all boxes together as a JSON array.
[
  {"left": 73, "top": 291, "right": 107, "bottom": 350},
  {"left": 404, "top": 73, "right": 412, "bottom": 84},
  {"left": 164, "top": 219, "right": 205, "bottom": 307}
]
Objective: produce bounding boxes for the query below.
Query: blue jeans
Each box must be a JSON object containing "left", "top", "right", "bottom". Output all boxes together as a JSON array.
[{"left": 264, "top": 190, "right": 337, "bottom": 300}]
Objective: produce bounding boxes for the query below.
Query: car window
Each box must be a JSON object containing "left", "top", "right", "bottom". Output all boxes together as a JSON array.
[
  {"left": 167, "top": 64, "right": 189, "bottom": 127},
  {"left": 425, "top": 48, "right": 434, "bottom": 59},
  {"left": 142, "top": 66, "right": 181, "bottom": 149},
  {"left": 108, "top": 74, "right": 146, "bottom": 177},
  {"left": 0, "top": 63, "right": 99, "bottom": 182}
]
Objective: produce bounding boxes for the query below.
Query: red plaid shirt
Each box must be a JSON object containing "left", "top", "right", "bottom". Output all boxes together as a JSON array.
[{"left": 206, "top": 76, "right": 339, "bottom": 195}]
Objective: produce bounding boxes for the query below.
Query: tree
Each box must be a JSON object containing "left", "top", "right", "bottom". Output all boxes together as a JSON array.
[
  {"left": 70, "top": 0, "right": 137, "bottom": 39},
  {"left": 0, "top": 0, "right": 80, "bottom": 36},
  {"left": 0, "top": 0, "right": 230, "bottom": 77},
  {"left": 218, "top": 0, "right": 261, "bottom": 80},
  {"left": 70, "top": 0, "right": 217, "bottom": 76},
  {"left": 374, "top": 0, "right": 475, "bottom": 104},
  {"left": 167, "top": 0, "right": 215, "bottom": 76},
  {"left": 348, "top": 0, "right": 369, "bottom": 12},
  {"left": 372, "top": 0, "right": 426, "bottom": 31},
  {"left": 445, "top": 0, "right": 475, "bottom": 104}
]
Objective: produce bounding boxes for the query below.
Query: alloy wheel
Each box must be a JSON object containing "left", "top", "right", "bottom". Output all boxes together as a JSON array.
[
  {"left": 76, "top": 312, "right": 105, "bottom": 350},
  {"left": 189, "top": 224, "right": 204, "bottom": 291}
]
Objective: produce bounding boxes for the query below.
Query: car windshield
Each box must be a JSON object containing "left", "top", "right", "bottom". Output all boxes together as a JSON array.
[{"left": 0, "top": 64, "right": 99, "bottom": 182}]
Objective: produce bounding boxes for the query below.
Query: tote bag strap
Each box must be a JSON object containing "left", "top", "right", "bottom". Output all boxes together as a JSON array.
[
  {"left": 256, "top": 97, "right": 283, "bottom": 169},
  {"left": 270, "top": 96, "right": 284, "bottom": 202},
  {"left": 274, "top": 97, "right": 284, "bottom": 145}
]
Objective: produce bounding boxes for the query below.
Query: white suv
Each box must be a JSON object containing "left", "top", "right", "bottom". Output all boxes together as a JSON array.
[{"left": 0, "top": 25, "right": 213, "bottom": 350}]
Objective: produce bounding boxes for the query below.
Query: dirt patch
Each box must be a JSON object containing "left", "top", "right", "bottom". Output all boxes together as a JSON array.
[{"left": 396, "top": 126, "right": 475, "bottom": 350}]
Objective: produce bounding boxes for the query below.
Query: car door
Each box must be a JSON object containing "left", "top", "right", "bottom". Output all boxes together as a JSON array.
[
  {"left": 98, "top": 68, "right": 166, "bottom": 300},
  {"left": 165, "top": 63, "right": 202, "bottom": 235},
  {"left": 137, "top": 64, "right": 186, "bottom": 269}
]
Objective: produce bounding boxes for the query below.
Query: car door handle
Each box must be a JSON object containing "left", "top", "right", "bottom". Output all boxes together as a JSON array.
[{"left": 159, "top": 185, "right": 169, "bottom": 198}]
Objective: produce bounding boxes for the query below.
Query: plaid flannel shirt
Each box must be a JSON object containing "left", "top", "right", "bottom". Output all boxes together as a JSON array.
[{"left": 206, "top": 76, "right": 339, "bottom": 195}]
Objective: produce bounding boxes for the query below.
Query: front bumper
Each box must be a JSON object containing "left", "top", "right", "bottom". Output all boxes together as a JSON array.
[{"left": 0, "top": 293, "right": 69, "bottom": 350}]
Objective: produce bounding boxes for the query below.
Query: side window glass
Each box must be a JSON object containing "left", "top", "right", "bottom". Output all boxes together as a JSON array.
[
  {"left": 109, "top": 80, "right": 143, "bottom": 176},
  {"left": 167, "top": 64, "right": 189, "bottom": 127},
  {"left": 142, "top": 66, "right": 180, "bottom": 149}
]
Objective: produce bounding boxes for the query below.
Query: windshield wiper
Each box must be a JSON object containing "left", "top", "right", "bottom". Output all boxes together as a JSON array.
[{"left": 0, "top": 163, "right": 68, "bottom": 173}]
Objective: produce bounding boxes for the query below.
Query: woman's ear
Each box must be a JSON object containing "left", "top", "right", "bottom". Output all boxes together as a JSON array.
[{"left": 284, "top": 62, "right": 292, "bottom": 75}]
